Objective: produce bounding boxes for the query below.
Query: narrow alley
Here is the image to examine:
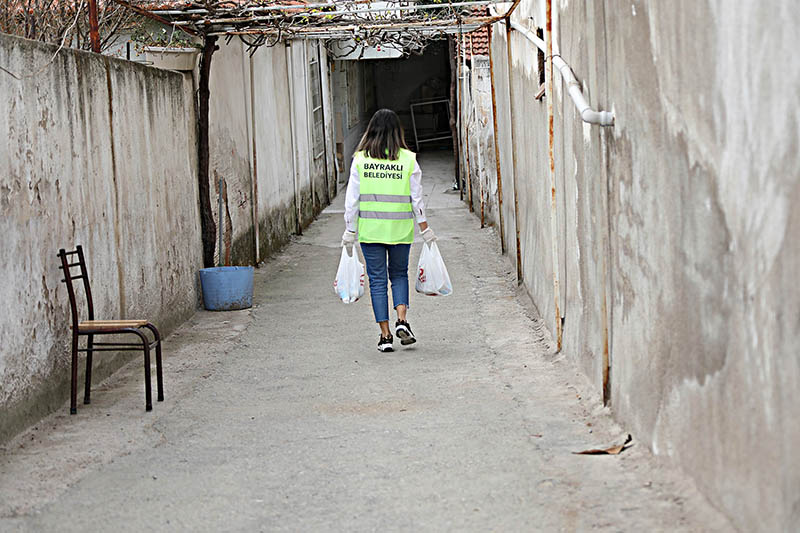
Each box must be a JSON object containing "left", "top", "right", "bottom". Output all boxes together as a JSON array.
[
  {"left": 0, "top": 154, "right": 730, "bottom": 531},
  {"left": 3, "top": 1, "right": 799, "bottom": 530}
]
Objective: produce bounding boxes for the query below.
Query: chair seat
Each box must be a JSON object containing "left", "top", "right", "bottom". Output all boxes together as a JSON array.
[{"left": 78, "top": 320, "right": 149, "bottom": 332}]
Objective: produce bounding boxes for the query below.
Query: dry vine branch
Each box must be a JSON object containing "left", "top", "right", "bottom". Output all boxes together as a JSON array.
[
  {"left": 0, "top": 0, "right": 139, "bottom": 52},
  {"left": 122, "top": 0, "right": 493, "bottom": 54}
]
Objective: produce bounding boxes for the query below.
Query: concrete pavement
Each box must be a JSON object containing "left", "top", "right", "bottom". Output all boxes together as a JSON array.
[{"left": 0, "top": 153, "right": 731, "bottom": 531}]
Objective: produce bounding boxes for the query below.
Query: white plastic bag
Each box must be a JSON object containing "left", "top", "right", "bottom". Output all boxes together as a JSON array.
[
  {"left": 333, "top": 247, "right": 365, "bottom": 303},
  {"left": 415, "top": 241, "right": 453, "bottom": 296}
]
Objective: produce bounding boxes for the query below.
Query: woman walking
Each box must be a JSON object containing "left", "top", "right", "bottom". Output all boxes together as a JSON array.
[{"left": 342, "top": 109, "right": 436, "bottom": 352}]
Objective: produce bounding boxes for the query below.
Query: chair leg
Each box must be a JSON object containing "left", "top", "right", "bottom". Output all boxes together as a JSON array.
[
  {"left": 84, "top": 334, "right": 93, "bottom": 404},
  {"left": 155, "top": 339, "right": 164, "bottom": 402},
  {"left": 70, "top": 334, "right": 78, "bottom": 415},
  {"left": 143, "top": 342, "right": 153, "bottom": 412},
  {"left": 146, "top": 324, "right": 164, "bottom": 402}
]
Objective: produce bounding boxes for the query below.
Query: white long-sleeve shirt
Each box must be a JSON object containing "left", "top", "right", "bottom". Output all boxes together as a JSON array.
[{"left": 344, "top": 158, "right": 426, "bottom": 232}]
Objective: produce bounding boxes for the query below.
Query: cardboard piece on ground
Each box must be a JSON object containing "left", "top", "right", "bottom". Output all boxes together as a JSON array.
[{"left": 573, "top": 434, "right": 633, "bottom": 455}]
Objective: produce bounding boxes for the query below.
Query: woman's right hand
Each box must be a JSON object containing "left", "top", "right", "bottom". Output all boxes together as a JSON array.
[
  {"left": 421, "top": 227, "right": 437, "bottom": 244},
  {"left": 341, "top": 230, "right": 356, "bottom": 253}
]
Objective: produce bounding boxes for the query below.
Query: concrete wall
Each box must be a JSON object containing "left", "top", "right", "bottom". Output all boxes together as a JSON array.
[
  {"left": 286, "top": 40, "right": 324, "bottom": 225},
  {"left": 331, "top": 59, "right": 370, "bottom": 182},
  {"left": 486, "top": 27, "right": 518, "bottom": 267},
  {"left": 0, "top": 34, "right": 338, "bottom": 443},
  {"left": 207, "top": 39, "right": 253, "bottom": 265},
  {"left": 484, "top": 1, "right": 800, "bottom": 530},
  {"left": 251, "top": 42, "right": 301, "bottom": 253},
  {"left": 207, "top": 39, "right": 336, "bottom": 264},
  {"left": 319, "top": 45, "right": 338, "bottom": 202},
  {"left": 0, "top": 34, "right": 201, "bottom": 442},
  {"left": 461, "top": 55, "right": 499, "bottom": 225}
]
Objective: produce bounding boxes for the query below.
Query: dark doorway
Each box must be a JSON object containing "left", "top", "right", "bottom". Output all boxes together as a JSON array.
[{"left": 367, "top": 41, "right": 453, "bottom": 153}]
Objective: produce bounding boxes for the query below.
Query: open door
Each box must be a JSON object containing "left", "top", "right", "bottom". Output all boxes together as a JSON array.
[{"left": 308, "top": 43, "right": 330, "bottom": 209}]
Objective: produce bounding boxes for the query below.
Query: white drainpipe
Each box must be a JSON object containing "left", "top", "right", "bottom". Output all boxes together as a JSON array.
[{"left": 509, "top": 20, "right": 614, "bottom": 126}]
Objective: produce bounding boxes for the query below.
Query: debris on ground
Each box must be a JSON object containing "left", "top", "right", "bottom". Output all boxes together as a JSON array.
[{"left": 573, "top": 434, "right": 633, "bottom": 455}]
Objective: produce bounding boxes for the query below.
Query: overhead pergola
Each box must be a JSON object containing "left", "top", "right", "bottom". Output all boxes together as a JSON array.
[
  {"left": 118, "top": 1, "right": 520, "bottom": 52},
  {"left": 111, "top": 0, "right": 520, "bottom": 269}
]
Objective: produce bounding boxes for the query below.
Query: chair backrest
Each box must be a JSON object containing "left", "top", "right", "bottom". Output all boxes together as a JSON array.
[{"left": 57, "top": 245, "right": 95, "bottom": 331}]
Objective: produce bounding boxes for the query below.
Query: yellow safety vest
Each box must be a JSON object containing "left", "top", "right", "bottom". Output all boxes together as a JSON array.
[{"left": 356, "top": 148, "right": 416, "bottom": 244}]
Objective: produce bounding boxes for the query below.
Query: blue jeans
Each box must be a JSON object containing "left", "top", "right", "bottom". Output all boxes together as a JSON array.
[{"left": 360, "top": 243, "right": 411, "bottom": 323}]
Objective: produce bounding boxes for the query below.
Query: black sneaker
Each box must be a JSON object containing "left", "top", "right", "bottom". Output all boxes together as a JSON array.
[
  {"left": 378, "top": 334, "right": 394, "bottom": 352},
  {"left": 395, "top": 320, "right": 416, "bottom": 346}
]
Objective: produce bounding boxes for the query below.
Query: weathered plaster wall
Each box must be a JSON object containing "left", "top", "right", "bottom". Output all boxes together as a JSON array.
[
  {"left": 208, "top": 39, "right": 255, "bottom": 265},
  {"left": 0, "top": 34, "right": 337, "bottom": 442},
  {"left": 286, "top": 40, "right": 329, "bottom": 227},
  {"left": 464, "top": 55, "right": 499, "bottom": 226},
  {"left": 487, "top": 26, "right": 518, "bottom": 265},
  {"left": 207, "top": 39, "right": 336, "bottom": 263},
  {"left": 495, "top": 16, "right": 561, "bottom": 340},
  {"left": 303, "top": 41, "right": 335, "bottom": 218},
  {"left": 457, "top": 63, "right": 472, "bottom": 209},
  {"left": 486, "top": 1, "right": 800, "bottom": 530},
  {"left": 0, "top": 34, "right": 201, "bottom": 442},
  {"left": 319, "top": 45, "right": 338, "bottom": 203},
  {"left": 251, "top": 43, "right": 298, "bottom": 255},
  {"left": 331, "top": 59, "right": 369, "bottom": 183}
]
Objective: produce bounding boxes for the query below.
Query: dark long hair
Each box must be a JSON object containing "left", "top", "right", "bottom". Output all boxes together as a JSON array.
[{"left": 356, "top": 108, "right": 408, "bottom": 161}]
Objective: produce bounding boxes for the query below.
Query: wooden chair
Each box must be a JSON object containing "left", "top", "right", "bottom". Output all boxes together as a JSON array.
[{"left": 57, "top": 245, "right": 163, "bottom": 414}]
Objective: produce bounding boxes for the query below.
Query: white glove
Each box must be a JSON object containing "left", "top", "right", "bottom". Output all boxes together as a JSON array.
[
  {"left": 341, "top": 230, "right": 356, "bottom": 254},
  {"left": 421, "top": 227, "right": 437, "bottom": 244}
]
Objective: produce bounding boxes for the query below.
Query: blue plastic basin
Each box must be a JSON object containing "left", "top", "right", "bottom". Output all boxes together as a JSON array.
[{"left": 199, "top": 266, "right": 254, "bottom": 311}]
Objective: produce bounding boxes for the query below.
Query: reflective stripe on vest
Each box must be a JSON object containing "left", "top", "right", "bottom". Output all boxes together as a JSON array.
[
  {"left": 359, "top": 194, "right": 412, "bottom": 203},
  {"left": 359, "top": 211, "right": 415, "bottom": 220}
]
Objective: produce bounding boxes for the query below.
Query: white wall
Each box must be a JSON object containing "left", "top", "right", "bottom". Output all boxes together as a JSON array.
[
  {"left": 251, "top": 43, "right": 299, "bottom": 251},
  {"left": 0, "top": 33, "right": 339, "bottom": 443},
  {"left": 463, "top": 55, "right": 498, "bottom": 225},
  {"left": 0, "top": 34, "right": 201, "bottom": 441},
  {"left": 208, "top": 39, "right": 253, "bottom": 264},
  {"left": 331, "top": 59, "right": 370, "bottom": 183},
  {"left": 207, "top": 38, "right": 336, "bottom": 261},
  {"left": 482, "top": 1, "right": 800, "bottom": 530}
]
